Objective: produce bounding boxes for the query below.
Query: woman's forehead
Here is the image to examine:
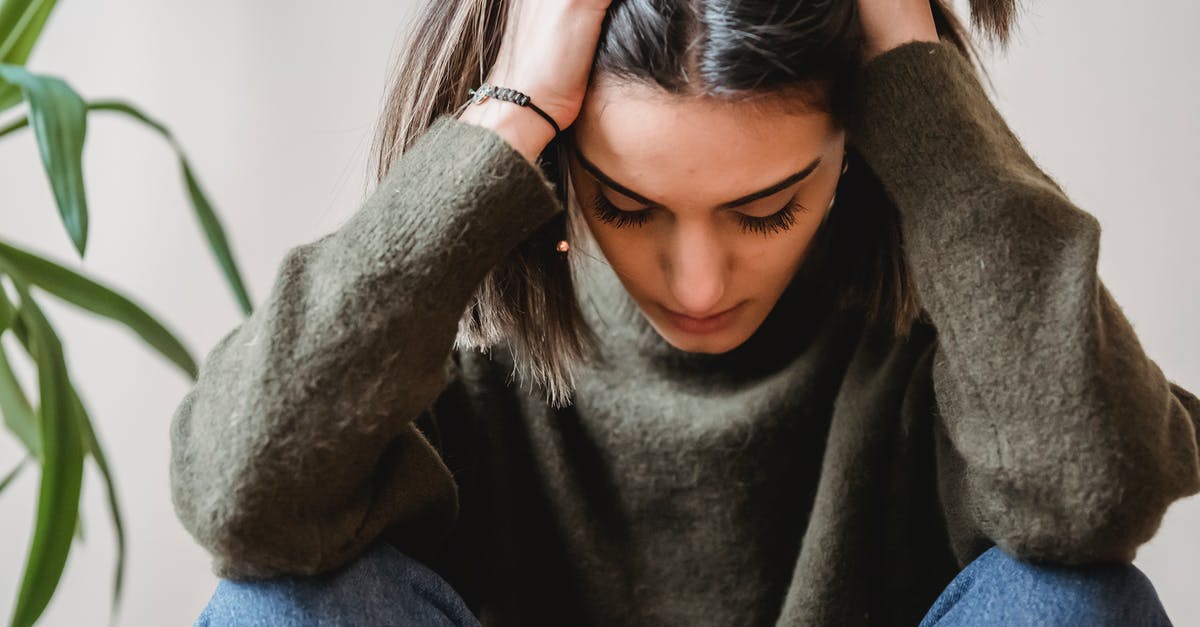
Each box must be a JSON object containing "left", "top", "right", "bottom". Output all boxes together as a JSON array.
[{"left": 570, "top": 82, "right": 841, "bottom": 205}]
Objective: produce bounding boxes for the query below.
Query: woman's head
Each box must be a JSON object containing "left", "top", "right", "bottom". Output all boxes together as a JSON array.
[
  {"left": 371, "top": 0, "right": 1021, "bottom": 407},
  {"left": 566, "top": 80, "right": 846, "bottom": 355}
]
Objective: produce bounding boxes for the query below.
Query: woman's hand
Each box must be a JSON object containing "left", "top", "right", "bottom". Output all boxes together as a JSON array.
[
  {"left": 458, "top": 0, "right": 612, "bottom": 162},
  {"left": 856, "top": 0, "right": 940, "bottom": 62}
]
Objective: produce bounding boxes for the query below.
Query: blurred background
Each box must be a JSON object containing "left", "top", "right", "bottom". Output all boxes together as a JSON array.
[{"left": 0, "top": 0, "right": 1197, "bottom": 624}]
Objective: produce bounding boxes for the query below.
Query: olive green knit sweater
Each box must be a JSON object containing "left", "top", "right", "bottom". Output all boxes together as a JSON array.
[{"left": 168, "top": 40, "right": 1200, "bottom": 625}]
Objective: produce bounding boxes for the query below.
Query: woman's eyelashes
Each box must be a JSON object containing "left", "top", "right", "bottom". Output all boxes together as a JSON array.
[{"left": 586, "top": 191, "right": 808, "bottom": 236}]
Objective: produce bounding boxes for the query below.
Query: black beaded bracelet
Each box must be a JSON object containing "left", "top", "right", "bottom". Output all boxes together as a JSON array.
[{"left": 466, "top": 83, "right": 561, "bottom": 135}]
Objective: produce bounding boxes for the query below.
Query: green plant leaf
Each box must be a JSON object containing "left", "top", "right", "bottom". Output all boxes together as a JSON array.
[
  {"left": 1, "top": 264, "right": 126, "bottom": 624},
  {"left": 0, "top": 86, "right": 17, "bottom": 113},
  {"left": 0, "top": 239, "right": 197, "bottom": 379},
  {"left": 90, "top": 99, "right": 253, "bottom": 315},
  {"left": 0, "top": 108, "right": 28, "bottom": 137},
  {"left": 0, "top": 453, "right": 30, "bottom": 494},
  {"left": 179, "top": 157, "right": 253, "bottom": 315},
  {"left": 0, "top": 63, "right": 88, "bottom": 257},
  {"left": 0, "top": 267, "right": 84, "bottom": 627},
  {"left": 0, "top": 0, "right": 58, "bottom": 61},
  {"left": 0, "top": 0, "right": 58, "bottom": 113},
  {"left": 0, "top": 87, "right": 17, "bottom": 113},
  {"left": 0, "top": 274, "right": 14, "bottom": 328},
  {"left": 0, "top": 335, "right": 39, "bottom": 458},
  {"left": 2, "top": 99, "right": 256, "bottom": 315},
  {"left": 0, "top": 283, "right": 40, "bottom": 458},
  {"left": 69, "top": 385, "right": 125, "bottom": 624}
]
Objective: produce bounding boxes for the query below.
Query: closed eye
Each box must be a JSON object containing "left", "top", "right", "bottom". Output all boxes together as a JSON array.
[{"left": 586, "top": 192, "right": 809, "bottom": 236}]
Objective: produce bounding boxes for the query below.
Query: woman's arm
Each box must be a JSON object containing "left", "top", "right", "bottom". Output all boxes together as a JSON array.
[
  {"left": 849, "top": 40, "right": 1200, "bottom": 566},
  {"left": 168, "top": 114, "right": 562, "bottom": 580}
]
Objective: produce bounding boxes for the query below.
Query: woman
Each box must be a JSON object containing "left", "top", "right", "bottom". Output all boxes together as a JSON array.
[{"left": 173, "top": 0, "right": 1199, "bottom": 624}]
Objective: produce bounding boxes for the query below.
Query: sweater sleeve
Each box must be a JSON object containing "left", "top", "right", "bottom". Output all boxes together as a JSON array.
[
  {"left": 168, "top": 114, "right": 563, "bottom": 580},
  {"left": 847, "top": 40, "right": 1200, "bottom": 566}
]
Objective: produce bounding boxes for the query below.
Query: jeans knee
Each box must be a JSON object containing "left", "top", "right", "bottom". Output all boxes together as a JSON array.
[
  {"left": 980, "top": 545, "right": 1163, "bottom": 606},
  {"left": 921, "top": 545, "right": 1172, "bottom": 627},
  {"left": 194, "top": 540, "right": 479, "bottom": 627}
]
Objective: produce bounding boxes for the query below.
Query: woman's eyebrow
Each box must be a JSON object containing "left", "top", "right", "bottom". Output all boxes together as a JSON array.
[{"left": 571, "top": 145, "right": 822, "bottom": 209}]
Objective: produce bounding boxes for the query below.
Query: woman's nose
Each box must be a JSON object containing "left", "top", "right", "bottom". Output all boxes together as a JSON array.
[{"left": 664, "top": 223, "right": 728, "bottom": 316}]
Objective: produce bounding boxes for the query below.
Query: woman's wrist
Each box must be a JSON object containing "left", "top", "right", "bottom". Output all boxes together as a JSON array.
[
  {"left": 457, "top": 100, "right": 556, "bottom": 164},
  {"left": 863, "top": 34, "right": 940, "bottom": 63},
  {"left": 857, "top": 0, "right": 941, "bottom": 63}
]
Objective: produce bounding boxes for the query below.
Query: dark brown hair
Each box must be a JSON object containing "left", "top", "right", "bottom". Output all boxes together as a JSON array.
[{"left": 369, "top": 0, "right": 1022, "bottom": 407}]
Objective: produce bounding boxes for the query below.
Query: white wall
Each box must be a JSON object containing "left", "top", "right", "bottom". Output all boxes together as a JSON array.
[{"left": 0, "top": 0, "right": 1196, "bottom": 624}]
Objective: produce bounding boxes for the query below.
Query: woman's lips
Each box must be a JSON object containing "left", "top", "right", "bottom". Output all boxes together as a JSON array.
[{"left": 661, "top": 302, "right": 744, "bottom": 334}]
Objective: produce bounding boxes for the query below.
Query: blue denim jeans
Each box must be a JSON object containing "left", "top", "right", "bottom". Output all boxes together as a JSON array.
[{"left": 195, "top": 540, "right": 1173, "bottom": 626}]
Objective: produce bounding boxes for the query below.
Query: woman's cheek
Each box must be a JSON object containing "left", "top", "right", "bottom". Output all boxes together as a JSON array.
[{"left": 596, "top": 226, "right": 653, "bottom": 274}]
